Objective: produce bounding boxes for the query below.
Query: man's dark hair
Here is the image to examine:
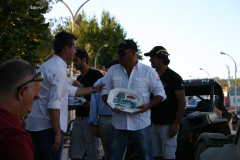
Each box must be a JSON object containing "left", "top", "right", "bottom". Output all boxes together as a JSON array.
[
  {"left": 54, "top": 31, "right": 77, "bottom": 54},
  {"left": 75, "top": 49, "right": 89, "bottom": 64},
  {"left": 0, "top": 59, "right": 37, "bottom": 94},
  {"left": 108, "top": 58, "right": 120, "bottom": 68},
  {"left": 156, "top": 55, "right": 170, "bottom": 65},
  {"left": 163, "top": 57, "right": 170, "bottom": 65}
]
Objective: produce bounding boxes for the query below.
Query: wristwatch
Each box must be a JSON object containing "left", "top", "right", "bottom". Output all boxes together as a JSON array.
[{"left": 92, "top": 86, "right": 96, "bottom": 94}]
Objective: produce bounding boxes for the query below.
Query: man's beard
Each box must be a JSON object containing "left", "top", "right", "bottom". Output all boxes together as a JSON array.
[{"left": 77, "top": 64, "right": 84, "bottom": 70}]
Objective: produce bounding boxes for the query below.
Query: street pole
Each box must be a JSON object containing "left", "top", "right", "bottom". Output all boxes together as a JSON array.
[
  {"left": 60, "top": 0, "right": 90, "bottom": 121},
  {"left": 60, "top": 0, "right": 90, "bottom": 76},
  {"left": 94, "top": 43, "right": 108, "bottom": 69},
  {"left": 199, "top": 68, "right": 210, "bottom": 79},
  {"left": 220, "top": 52, "right": 237, "bottom": 114}
]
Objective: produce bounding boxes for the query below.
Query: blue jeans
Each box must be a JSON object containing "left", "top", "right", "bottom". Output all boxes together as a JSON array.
[
  {"left": 27, "top": 128, "right": 64, "bottom": 160},
  {"left": 108, "top": 125, "right": 153, "bottom": 160}
]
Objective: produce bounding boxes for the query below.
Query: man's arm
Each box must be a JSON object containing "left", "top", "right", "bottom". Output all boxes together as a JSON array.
[
  {"left": 74, "top": 83, "right": 105, "bottom": 97},
  {"left": 102, "top": 94, "right": 108, "bottom": 105},
  {"left": 168, "top": 89, "right": 185, "bottom": 138},
  {"left": 89, "top": 91, "right": 100, "bottom": 137},
  {"left": 47, "top": 71, "right": 66, "bottom": 152},
  {"left": 49, "top": 109, "right": 62, "bottom": 152},
  {"left": 72, "top": 80, "right": 81, "bottom": 87},
  {"left": 135, "top": 95, "right": 163, "bottom": 113}
]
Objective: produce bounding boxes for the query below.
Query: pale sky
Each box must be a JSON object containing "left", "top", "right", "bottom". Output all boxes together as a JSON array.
[{"left": 44, "top": 0, "right": 240, "bottom": 80}]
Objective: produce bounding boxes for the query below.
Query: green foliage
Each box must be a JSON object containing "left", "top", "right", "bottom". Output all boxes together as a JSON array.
[
  {"left": 34, "top": 27, "right": 54, "bottom": 64},
  {"left": 53, "top": 10, "right": 143, "bottom": 69},
  {"left": 0, "top": 0, "right": 54, "bottom": 68},
  {"left": 214, "top": 77, "right": 240, "bottom": 88}
]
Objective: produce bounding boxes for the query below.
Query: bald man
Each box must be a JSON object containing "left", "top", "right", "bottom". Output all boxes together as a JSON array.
[{"left": 0, "top": 59, "right": 43, "bottom": 160}]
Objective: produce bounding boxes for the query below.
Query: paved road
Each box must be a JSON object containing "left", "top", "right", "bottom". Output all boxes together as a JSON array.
[
  {"left": 61, "top": 139, "right": 70, "bottom": 160},
  {"left": 61, "top": 147, "right": 69, "bottom": 160}
]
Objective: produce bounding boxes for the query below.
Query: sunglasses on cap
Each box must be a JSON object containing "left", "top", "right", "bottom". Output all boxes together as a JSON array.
[
  {"left": 17, "top": 72, "right": 43, "bottom": 90},
  {"left": 117, "top": 50, "right": 134, "bottom": 57}
]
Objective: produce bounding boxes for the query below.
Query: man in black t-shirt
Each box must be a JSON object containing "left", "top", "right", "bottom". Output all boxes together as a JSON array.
[
  {"left": 232, "top": 113, "right": 239, "bottom": 131},
  {"left": 145, "top": 46, "right": 186, "bottom": 160},
  {"left": 69, "top": 49, "right": 103, "bottom": 160}
]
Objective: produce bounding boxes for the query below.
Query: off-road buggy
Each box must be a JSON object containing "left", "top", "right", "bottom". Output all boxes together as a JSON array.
[{"left": 176, "top": 79, "right": 233, "bottom": 160}]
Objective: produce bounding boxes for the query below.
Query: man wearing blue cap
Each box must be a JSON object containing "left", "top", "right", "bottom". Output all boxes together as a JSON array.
[
  {"left": 102, "top": 40, "right": 167, "bottom": 160},
  {"left": 145, "top": 46, "right": 185, "bottom": 160}
]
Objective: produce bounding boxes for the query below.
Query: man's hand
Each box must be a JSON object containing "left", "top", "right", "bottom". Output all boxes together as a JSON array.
[
  {"left": 51, "top": 133, "right": 62, "bottom": 152},
  {"left": 104, "top": 102, "right": 110, "bottom": 107},
  {"left": 94, "top": 83, "right": 105, "bottom": 93},
  {"left": 168, "top": 123, "right": 178, "bottom": 138},
  {"left": 72, "top": 80, "right": 81, "bottom": 87},
  {"left": 92, "top": 125, "right": 100, "bottom": 138},
  {"left": 81, "top": 101, "right": 90, "bottom": 109},
  {"left": 112, "top": 107, "right": 121, "bottom": 113},
  {"left": 134, "top": 104, "right": 150, "bottom": 114}
]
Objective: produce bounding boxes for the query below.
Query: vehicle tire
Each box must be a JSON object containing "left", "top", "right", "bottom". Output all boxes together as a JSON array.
[{"left": 195, "top": 140, "right": 207, "bottom": 160}]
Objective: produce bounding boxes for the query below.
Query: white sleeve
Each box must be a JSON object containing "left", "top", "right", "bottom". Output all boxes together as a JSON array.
[
  {"left": 149, "top": 69, "right": 167, "bottom": 101},
  {"left": 101, "top": 69, "right": 113, "bottom": 96},
  {"left": 47, "top": 71, "right": 67, "bottom": 109}
]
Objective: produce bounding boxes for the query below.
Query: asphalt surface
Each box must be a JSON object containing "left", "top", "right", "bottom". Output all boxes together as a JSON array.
[{"left": 61, "top": 139, "right": 70, "bottom": 160}]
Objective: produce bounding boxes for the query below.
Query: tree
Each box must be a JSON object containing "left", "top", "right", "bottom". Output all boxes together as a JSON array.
[
  {"left": 53, "top": 10, "right": 143, "bottom": 69},
  {"left": 0, "top": 0, "right": 54, "bottom": 68},
  {"left": 216, "top": 78, "right": 240, "bottom": 88},
  {"left": 34, "top": 27, "right": 54, "bottom": 65}
]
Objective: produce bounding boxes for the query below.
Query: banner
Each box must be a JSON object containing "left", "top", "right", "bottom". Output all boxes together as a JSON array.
[{"left": 229, "top": 93, "right": 240, "bottom": 106}]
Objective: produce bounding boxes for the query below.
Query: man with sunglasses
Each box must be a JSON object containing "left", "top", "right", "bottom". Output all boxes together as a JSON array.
[
  {"left": 0, "top": 59, "right": 42, "bottom": 160},
  {"left": 26, "top": 31, "right": 104, "bottom": 160},
  {"left": 102, "top": 40, "right": 166, "bottom": 160},
  {"left": 144, "top": 46, "right": 185, "bottom": 160}
]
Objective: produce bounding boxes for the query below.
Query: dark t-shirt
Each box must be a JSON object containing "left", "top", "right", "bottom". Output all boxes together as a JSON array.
[
  {"left": 151, "top": 67, "right": 184, "bottom": 125},
  {"left": 232, "top": 116, "right": 239, "bottom": 125},
  {"left": 75, "top": 68, "right": 103, "bottom": 117}
]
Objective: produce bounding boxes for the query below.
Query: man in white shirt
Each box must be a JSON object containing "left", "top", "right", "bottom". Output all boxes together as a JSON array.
[
  {"left": 102, "top": 40, "right": 167, "bottom": 160},
  {"left": 26, "top": 31, "right": 104, "bottom": 160}
]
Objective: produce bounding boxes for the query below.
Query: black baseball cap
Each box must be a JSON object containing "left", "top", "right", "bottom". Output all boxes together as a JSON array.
[
  {"left": 144, "top": 46, "right": 169, "bottom": 58},
  {"left": 113, "top": 40, "right": 138, "bottom": 52}
]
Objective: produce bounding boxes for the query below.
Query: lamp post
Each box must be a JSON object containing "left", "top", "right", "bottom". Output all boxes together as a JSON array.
[
  {"left": 238, "top": 64, "right": 240, "bottom": 74},
  {"left": 199, "top": 68, "right": 210, "bottom": 79},
  {"left": 60, "top": 0, "right": 90, "bottom": 121},
  {"left": 95, "top": 43, "right": 108, "bottom": 69},
  {"left": 220, "top": 52, "right": 237, "bottom": 114},
  {"left": 60, "top": 0, "right": 90, "bottom": 75}
]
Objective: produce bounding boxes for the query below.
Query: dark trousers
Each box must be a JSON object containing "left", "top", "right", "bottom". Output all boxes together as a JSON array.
[{"left": 27, "top": 128, "right": 64, "bottom": 160}]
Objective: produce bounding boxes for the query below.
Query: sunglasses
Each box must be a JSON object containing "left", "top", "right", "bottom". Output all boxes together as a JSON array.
[
  {"left": 117, "top": 50, "right": 134, "bottom": 57},
  {"left": 17, "top": 72, "right": 43, "bottom": 90}
]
